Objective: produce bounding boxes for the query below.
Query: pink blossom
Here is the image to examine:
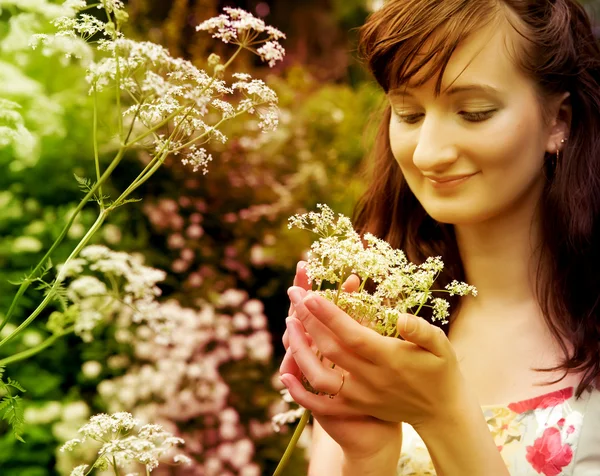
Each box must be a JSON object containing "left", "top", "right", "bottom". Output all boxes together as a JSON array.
[
  {"left": 243, "top": 299, "right": 264, "bottom": 315},
  {"left": 178, "top": 196, "right": 192, "bottom": 208},
  {"left": 159, "top": 199, "right": 178, "bottom": 213},
  {"left": 187, "top": 272, "right": 204, "bottom": 288},
  {"left": 219, "top": 422, "right": 238, "bottom": 440},
  {"left": 170, "top": 214, "right": 185, "bottom": 230},
  {"left": 181, "top": 248, "right": 195, "bottom": 261},
  {"left": 186, "top": 224, "right": 204, "bottom": 239},
  {"left": 172, "top": 259, "right": 189, "bottom": 273},
  {"left": 250, "top": 314, "right": 267, "bottom": 330},
  {"left": 224, "top": 213, "right": 238, "bottom": 223},
  {"left": 190, "top": 213, "right": 203, "bottom": 224},
  {"left": 167, "top": 233, "right": 185, "bottom": 249},
  {"left": 232, "top": 312, "right": 250, "bottom": 331}
]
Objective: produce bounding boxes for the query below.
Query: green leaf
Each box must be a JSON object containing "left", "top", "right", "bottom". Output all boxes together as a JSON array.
[
  {"left": 34, "top": 277, "right": 69, "bottom": 311},
  {"left": 0, "top": 395, "right": 26, "bottom": 443},
  {"left": 0, "top": 398, "right": 12, "bottom": 414},
  {"left": 6, "top": 379, "right": 25, "bottom": 393},
  {"left": 74, "top": 173, "right": 93, "bottom": 193},
  {"left": 108, "top": 197, "right": 143, "bottom": 209},
  {"left": 73, "top": 173, "right": 110, "bottom": 204}
]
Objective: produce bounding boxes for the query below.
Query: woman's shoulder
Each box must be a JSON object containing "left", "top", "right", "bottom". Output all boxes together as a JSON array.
[{"left": 571, "top": 382, "right": 600, "bottom": 474}]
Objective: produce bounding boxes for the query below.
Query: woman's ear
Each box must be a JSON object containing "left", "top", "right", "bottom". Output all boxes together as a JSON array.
[{"left": 545, "top": 91, "right": 572, "bottom": 153}]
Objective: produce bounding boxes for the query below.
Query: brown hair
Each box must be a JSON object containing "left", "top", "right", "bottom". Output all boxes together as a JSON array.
[{"left": 354, "top": 0, "right": 600, "bottom": 397}]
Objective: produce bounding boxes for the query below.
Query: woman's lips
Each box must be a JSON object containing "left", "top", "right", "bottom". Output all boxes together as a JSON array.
[{"left": 427, "top": 173, "right": 477, "bottom": 189}]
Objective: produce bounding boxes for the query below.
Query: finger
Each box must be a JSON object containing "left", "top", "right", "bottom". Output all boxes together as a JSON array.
[
  {"left": 395, "top": 314, "right": 451, "bottom": 358},
  {"left": 283, "top": 325, "right": 314, "bottom": 350},
  {"left": 341, "top": 274, "right": 361, "bottom": 294},
  {"left": 280, "top": 372, "right": 363, "bottom": 417},
  {"left": 286, "top": 316, "right": 350, "bottom": 396},
  {"left": 293, "top": 261, "right": 311, "bottom": 289},
  {"left": 288, "top": 287, "right": 373, "bottom": 372},
  {"left": 288, "top": 261, "right": 311, "bottom": 316},
  {"left": 297, "top": 290, "right": 394, "bottom": 367},
  {"left": 280, "top": 347, "right": 302, "bottom": 378}
]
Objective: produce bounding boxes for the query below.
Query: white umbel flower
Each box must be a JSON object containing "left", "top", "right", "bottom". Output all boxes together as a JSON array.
[{"left": 288, "top": 205, "right": 478, "bottom": 335}]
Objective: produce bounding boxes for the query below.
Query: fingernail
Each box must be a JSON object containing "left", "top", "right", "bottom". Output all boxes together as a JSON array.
[
  {"left": 288, "top": 288, "right": 303, "bottom": 306},
  {"left": 303, "top": 294, "right": 319, "bottom": 314},
  {"left": 403, "top": 315, "right": 417, "bottom": 334},
  {"left": 296, "top": 261, "right": 305, "bottom": 272}
]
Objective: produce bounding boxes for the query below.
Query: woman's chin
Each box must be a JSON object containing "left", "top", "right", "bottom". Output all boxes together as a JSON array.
[{"left": 422, "top": 206, "right": 485, "bottom": 226}]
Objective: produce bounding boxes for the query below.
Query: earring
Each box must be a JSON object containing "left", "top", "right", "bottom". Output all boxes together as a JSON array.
[
  {"left": 557, "top": 137, "right": 568, "bottom": 167},
  {"left": 547, "top": 137, "right": 567, "bottom": 179}
]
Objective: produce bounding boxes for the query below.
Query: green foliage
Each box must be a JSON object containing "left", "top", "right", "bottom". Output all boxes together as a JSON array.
[
  {"left": 0, "top": 2, "right": 118, "bottom": 472},
  {"left": 73, "top": 174, "right": 110, "bottom": 205},
  {"left": 0, "top": 366, "right": 26, "bottom": 442}
]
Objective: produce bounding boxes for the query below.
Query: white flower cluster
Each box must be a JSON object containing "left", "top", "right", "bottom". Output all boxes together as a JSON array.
[
  {"left": 288, "top": 204, "right": 477, "bottom": 329},
  {"left": 196, "top": 7, "right": 286, "bottom": 68},
  {"left": 0, "top": 99, "right": 35, "bottom": 159},
  {"left": 271, "top": 393, "right": 305, "bottom": 433},
  {"left": 232, "top": 73, "right": 279, "bottom": 131},
  {"left": 51, "top": 245, "right": 169, "bottom": 342},
  {"left": 61, "top": 412, "right": 191, "bottom": 473},
  {"left": 93, "top": 291, "right": 270, "bottom": 474},
  {"left": 30, "top": 3, "right": 283, "bottom": 175}
]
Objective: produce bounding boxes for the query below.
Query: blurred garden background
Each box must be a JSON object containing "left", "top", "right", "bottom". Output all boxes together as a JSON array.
[{"left": 0, "top": 0, "right": 599, "bottom": 475}]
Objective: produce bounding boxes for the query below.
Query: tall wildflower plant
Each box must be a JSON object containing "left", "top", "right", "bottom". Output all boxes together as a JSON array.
[
  {"left": 0, "top": 0, "right": 284, "bottom": 461},
  {"left": 272, "top": 204, "right": 477, "bottom": 475}
]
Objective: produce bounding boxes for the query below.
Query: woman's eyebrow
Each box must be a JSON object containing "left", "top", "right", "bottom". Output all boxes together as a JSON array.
[{"left": 389, "top": 84, "right": 502, "bottom": 97}]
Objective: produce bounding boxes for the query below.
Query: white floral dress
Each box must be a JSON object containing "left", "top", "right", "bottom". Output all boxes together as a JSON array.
[{"left": 398, "top": 385, "right": 600, "bottom": 475}]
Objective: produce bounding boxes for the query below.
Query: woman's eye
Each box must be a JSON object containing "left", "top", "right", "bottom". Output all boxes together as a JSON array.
[
  {"left": 394, "top": 113, "right": 423, "bottom": 124},
  {"left": 460, "top": 110, "right": 497, "bottom": 122},
  {"left": 393, "top": 110, "right": 497, "bottom": 124}
]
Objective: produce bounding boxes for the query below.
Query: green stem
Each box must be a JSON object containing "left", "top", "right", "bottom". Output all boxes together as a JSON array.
[
  {"left": 335, "top": 267, "right": 347, "bottom": 304},
  {"left": 111, "top": 151, "right": 166, "bottom": 206},
  {"left": 358, "top": 276, "right": 369, "bottom": 293},
  {"left": 0, "top": 211, "right": 108, "bottom": 349},
  {"left": 93, "top": 86, "right": 104, "bottom": 209},
  {"left": 168, "top": 109, "right": 245, "bottom": 154},
  {"left": 115, "top": 48, "right": 123, "bottom": 141},
  {"left": 0, "top": 327, "right": 74, "bottom": 366},
  {"left": 413, "top": 291, "right": 429, "bottom": 316},
  {"left": 123, "top": 97, "right": 145, "bottom": 145},
  {"left": 272, "top": 409, "right": 311, "bottom": 476},
  {"left": 112, "top": 101, "right": 200, "bottom": 206},
  {"left": 111, "top": 115, "right": 188, "bottom": 207},
  {"left": 0, "top": 148, "right": 125, "bottom": 333},
  {"left": 222, "top": 45, "right": 244, "bottom": 70},
  {"left": 113, "top": 455, "right": 121, "bottom": 476},
  {"left": 124, "top": 107, "right": 186, "bottom": 148}
]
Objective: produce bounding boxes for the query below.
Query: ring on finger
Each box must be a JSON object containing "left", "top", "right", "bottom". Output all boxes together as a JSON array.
[{"left": 327, "top": 370, "right": 345, "bottom": 399}]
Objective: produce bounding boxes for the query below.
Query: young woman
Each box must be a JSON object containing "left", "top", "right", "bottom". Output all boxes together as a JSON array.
[{"left": 280, "top": 0, "right": 600, "bottom": 474}]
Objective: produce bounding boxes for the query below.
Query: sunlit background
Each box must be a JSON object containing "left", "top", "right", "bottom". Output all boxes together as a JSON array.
[{"left": 0, "top": 0, "right": 598, "bottom": 474}]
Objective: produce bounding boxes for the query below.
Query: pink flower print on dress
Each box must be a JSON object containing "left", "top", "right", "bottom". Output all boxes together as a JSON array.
[
  {"left": 507, "top": 387, "right": 574, "bottom": 414},
  {"left": 526, "top": 426, "right": 573, "bottom": 476}
]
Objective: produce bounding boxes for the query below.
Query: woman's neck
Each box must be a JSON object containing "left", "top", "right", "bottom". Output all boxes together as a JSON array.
[{"left": 453, "top": 189, "right": 545, "bottom": 312}]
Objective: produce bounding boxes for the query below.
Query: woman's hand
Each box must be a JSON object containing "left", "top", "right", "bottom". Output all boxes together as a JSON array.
[
  {"left": 282, "top": 286, "right": 469, "bottom": 432},
  {"left": 280, "top": 262, "right": 402, "bottom": 460}
]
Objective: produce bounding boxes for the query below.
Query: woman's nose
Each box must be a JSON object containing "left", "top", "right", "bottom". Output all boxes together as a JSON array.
[{"left": 412, "top": 116, "right": 458, "bottom": 172}]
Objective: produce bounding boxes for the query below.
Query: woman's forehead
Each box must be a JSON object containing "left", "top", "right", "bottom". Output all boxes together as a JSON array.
[{"left": 388, "top": 20, "right": 526, "bottom": 95}]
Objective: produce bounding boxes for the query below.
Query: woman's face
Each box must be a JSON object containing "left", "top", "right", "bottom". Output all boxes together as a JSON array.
[{"left": 388, "top": 21, "right": 564, "bottom": 225}]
